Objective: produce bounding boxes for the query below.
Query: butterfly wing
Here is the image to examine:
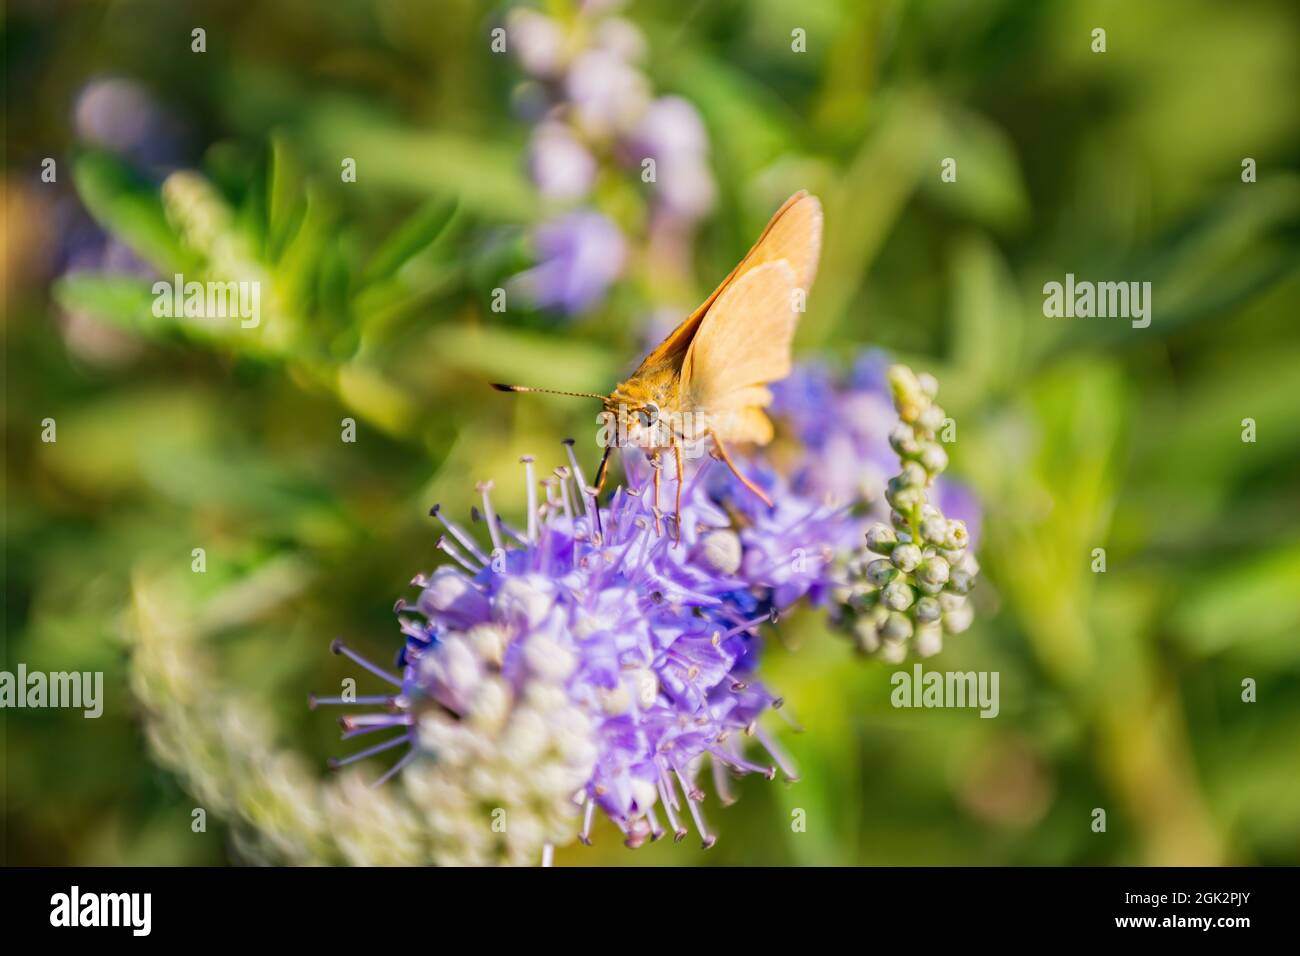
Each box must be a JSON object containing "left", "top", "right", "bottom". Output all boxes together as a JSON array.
[
  {"left": 633, "top": 191, "right": 823, "bottom": 375},
  {"left": 680, "top": 260, "right": 801, "bottom": 445}
]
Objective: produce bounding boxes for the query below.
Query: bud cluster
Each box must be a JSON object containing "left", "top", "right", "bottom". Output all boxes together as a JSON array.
[{"left": 834, "top": 365, "right": 979, "bottom": 660}]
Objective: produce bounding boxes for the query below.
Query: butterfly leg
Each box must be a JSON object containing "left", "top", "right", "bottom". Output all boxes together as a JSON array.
[
  {"left": 710, "top": 431, "right": 774, "bottom": 508},
  {"left": 594, "top": 444, "right": 613, "bottom": 495},
  {"left": 672, "top": 438, "right": 685, "bottom": 547},
  {"left": 651, "top": 451, "right": 663, "bottom": 535}
]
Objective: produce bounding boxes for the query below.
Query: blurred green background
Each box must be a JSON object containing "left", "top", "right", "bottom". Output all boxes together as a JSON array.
[{"left": 4, "top": 0, "right": 1299, "bottom": 866}]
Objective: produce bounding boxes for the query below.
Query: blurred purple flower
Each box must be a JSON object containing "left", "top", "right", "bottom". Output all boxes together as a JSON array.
[
  {"left": 633, "top": 96, "right": 707, "bottom": 154},
  {"left": 566, "top": 49, "right": 651, "bottom": 138},
  {"left": 627, "top": 97, "right": 716, "bottom": 222},
  {"left": 506, "top": 9, "right": 568, "bottom": 80},
  {"left": 527, "top": 122, "right": 597, "bottom": 202},
  {"left": 58, "top": 76, "right": 182, "bottom": 278},
  {"left": 581, "top": 0, "right": 628, "bottom": 15},
  {"left": 74, "top": 76, "right": 184, "bottom": 173},
  {"left": 504, "top": 5, "right": 717, "bottom": 315},
  {"left": 591, "top": 16, "right": 646, "bottom": 62},
  {"left": 510, "top": 210, "right": 626, "bottom": 315}
]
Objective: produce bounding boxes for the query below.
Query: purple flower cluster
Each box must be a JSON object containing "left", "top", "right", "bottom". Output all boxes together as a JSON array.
[
  {"left": 317, "top": 354, "right": 981, "bottom": 857},
  {"left": 318, "top": 445, "right": 794, "bottom": 853},
  {"left": 505, "top": 3, "right": 716, "bottom": 316}
]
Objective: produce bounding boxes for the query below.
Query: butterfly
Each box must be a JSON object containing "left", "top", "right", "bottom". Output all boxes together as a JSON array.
[{"left": 496, "top": 190, "right": 823, "bottom": 536}]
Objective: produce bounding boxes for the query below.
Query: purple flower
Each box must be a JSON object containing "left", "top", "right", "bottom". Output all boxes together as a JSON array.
[
  {"left": 506, "top": 10, "right": 568, "bottom": 80},
  {"left": 316, "top": 445, "right": 795, "bottom": 855},
  {"left": 626, "top": 97, "right": 716, "bottom": 221},
  {"left": 74, "top": 76, "right": 184, "bottom": 173},
  {"left": 509, "top": 210, "right": 626, "bottom": 315},
  {"left": 565, "top": 49, "right": 651, "bottom": 138},
  {"left": 591, "top": 16, "right": 646, "bottom": 62},
  {"left": 698, "top": 460, "right": 856, "bottom": 611},
  {"left": 769, "top": 354, "right": 898, "bottom": 506},
  {"left": 504, "top": 6, "right": 717, "bottom": 317},
  {"left": 527, "top": 122, "right": 597, "bottom": 202}
]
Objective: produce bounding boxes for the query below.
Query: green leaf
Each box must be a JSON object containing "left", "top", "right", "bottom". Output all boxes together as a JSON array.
[
  {"left": 363, "top": 197, "right": 461, "bottom": 284},
  {"left": 298, "top": 100, "right": 537, "bottom": 219},
  {"left": 922, "top": 106, "right": 1031, "bottom": 233},
  {"left": 1172, "top": 546, "right": 1300, "bottom": 662},
  {"left": 51, "top": 273, "right": 160, "bottom": 334},
  {"left": 801, "top": 90, "right": 944, "bottom": 348},
  {"left": 267, "top": 133, "right": 308, "bottom": 261},
  {"left": 72, "top": 151, "right": 189, "bottom": 273},
  {"left": 947, "top": 232, "right": 1025, "bottom": 400},
  {"left": 1038, "top": 177, "right": 1300, "bottom": 359}
]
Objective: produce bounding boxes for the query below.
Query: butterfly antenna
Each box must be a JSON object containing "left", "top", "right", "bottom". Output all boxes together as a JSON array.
[{"left": 492, "top": 383, "right": 608, "bottom": 401}]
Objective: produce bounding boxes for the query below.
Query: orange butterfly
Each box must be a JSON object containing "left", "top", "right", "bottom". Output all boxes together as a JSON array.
[{"left": 496, "top": 191, "right": 823, "bottom": 534}]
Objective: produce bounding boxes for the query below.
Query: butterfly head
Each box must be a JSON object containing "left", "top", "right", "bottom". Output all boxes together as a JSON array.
[{"left": 606, "top": 377, "right": 674, "bottom": 449}]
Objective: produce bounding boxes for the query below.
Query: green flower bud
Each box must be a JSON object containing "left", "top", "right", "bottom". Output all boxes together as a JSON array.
[
  {"left": 920, "top": 515, "right": 948, "bottom": 545},
  {"left": 890, "top": 544, "right": 923, "bottom": 573},
  {"left": 865, "top": 523, "right": 897, "bottom": 554},
  {"left": 947, "top": 569, "right": 975, "bottom": 595},
  {"left": 852, "top": 617, "right": 881, "bottom": 654},
  {"left": 865, "top": 558, "right": 897, "bottom": 586},
  {"left": 849, "top": 586, "right": 880, "bottom": 611},
  {"left": 881, "top": 579, "right": 914, "bottom": 611},
  {"left": 879, "top": 611, "right": 913, "bottom": 643},
  {"left": 943, "top": 601, "right": 974, "bottom": 634},
  {"left": 889, "top": 423, "right": 919, "bottom": 457},
  {"left": 914, "top": 595, "right": 942, "bottom": 624},
  {"left": 865, "top": 363, "right": 982, "bottom": 653},
  {"left": 939, "top": 592, "right": 966, "bottom": 613},
  {"left": 946, "top": 553, "right": 979, "bottom": 595},
  {"left": 888, "top": 365, "right": 926, "bottom": 422},
  {"left": 837, "top": 578, "right": 873, "bottom": 603},
  {"left": 916, "top": 576, "right": 944, "bottom": 596},
  {"left": 886, "top": 485, "right": 925, "bottom": 513},
  {"left": 917, "top": 555, "right": 950, "bottom": 589},
  {"left": 919, "top": 442, "right": 948, "bottom": 475},
  {"left": 876, "top": 640, "right": 908, "bottom": 664},
  {"left": 943, "top": 520, "right": 969, "bottom": 552},
  {"left": 914, "top": 623, "right": 944, "bottom": 658},
  {"left": 918, "top": 403, "right": 946, "bottom": 434}
]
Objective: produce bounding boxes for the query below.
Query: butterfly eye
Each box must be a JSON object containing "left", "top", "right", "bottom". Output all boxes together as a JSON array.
[{"left": 638, "top": 403, "right": 659, "bottom": 428}]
